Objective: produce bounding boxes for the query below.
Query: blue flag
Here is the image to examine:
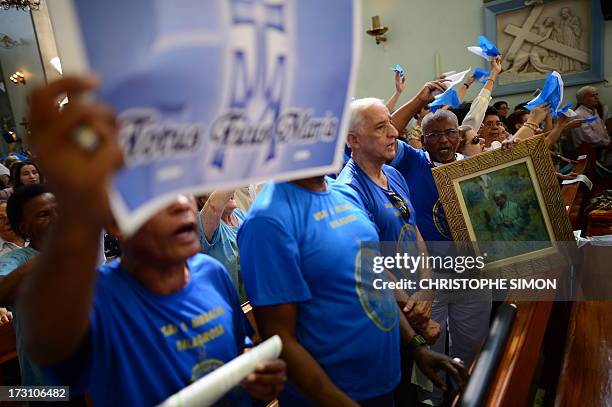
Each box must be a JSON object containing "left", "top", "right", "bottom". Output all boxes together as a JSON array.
[
  {"left": 525, "top": 71, "right": 571, "bottom": 118},
  {"left": 472, "top": 68, "right": 490, "bottom": 84},
  {"left": 429, "top": 89, "right": 460, "bottom": 113},
  {"left": 467, "top": 35, "right": 501, "bottom": 61},
  {"left": 391, "top": 64, "right": 405, "bottom": 77}
]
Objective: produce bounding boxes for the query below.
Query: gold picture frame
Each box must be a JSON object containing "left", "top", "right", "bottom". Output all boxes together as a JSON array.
[{"left": 431, "top": 136, "right": 574, "bottom": 275}]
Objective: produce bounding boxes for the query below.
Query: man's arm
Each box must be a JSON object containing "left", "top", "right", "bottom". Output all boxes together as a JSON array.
[
  {"left": 545, "top": 117, "right": 582, "bottom": 149},
  {"left": 17, "top": 76, "right": 123, "bottom": 365},
  {"left": 201, "top": 190, "right": 234, "bottom": 242},
  {"left": 461, "top": 56, "right": 502, "bottom": 131},
  {"left": 513, "top": 104, "right": 549, "bottom": 142},
  {"left": 385, "top": 72, "right": 406, "bottom": 113},
  {"left": 391, "top": 80, "right": 447, "bottom": 133},
  {"left": 397, "top": 303, "right": 467, "bottom": 390},
  {"left": 455, "top": 76, "right": 475, "bottom": 104},
  {"left": 253, "top": 304, "right": 359, "bottom": 407}
]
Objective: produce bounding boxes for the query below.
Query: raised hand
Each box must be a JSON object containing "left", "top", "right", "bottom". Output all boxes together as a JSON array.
[
  {"left": 27, "top": 76, "right": 123, "bottom": 222},
  {"left": 490, "top": 55, "right": 503, "bottom": 76},
  {"left": 416, "top": 79, "right": 450, "bottom": 103},
  {"left": 527, "top": 103, "right": 550, "bottom": 126},
  {"left": 395, "top": 72, "right": 406, "bottom": 93}
]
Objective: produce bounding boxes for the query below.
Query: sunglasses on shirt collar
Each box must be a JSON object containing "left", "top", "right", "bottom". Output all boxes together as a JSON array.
[{"left": 384, "top": 190, "right": 411, "bottom": 222}]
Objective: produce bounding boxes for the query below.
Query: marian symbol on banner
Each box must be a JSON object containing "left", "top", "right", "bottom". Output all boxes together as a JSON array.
[{"left": 212, "top": 0, "right": 291, "bottom": 169}]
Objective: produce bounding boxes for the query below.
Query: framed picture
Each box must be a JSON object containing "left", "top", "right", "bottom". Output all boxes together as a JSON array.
[
  {"left": 431, "top": 136, "right": 574, "bottom": 273},
  {"left": 484, "top": 0, "right": 604, "bottom": 96}
]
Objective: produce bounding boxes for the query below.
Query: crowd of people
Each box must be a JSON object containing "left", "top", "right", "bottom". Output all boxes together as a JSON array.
[{"left": 0, "top": 54, "right": 609, "bottom": 407}]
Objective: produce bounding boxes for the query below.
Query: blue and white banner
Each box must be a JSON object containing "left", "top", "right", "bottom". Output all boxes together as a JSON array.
[{"left": 48, "top": 0, "right": 360, "bottom": 235}]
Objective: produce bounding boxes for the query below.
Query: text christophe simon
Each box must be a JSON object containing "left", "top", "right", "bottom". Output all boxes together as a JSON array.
[{"left": 371, "top": 253, "right": 558, "bottom": 291}]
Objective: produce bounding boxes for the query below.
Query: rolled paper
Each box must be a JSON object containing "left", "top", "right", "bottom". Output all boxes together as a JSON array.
[
  {"left": 391, "top": 64, "right": 405, "bottom": 77},
  {"left": 158, "top": 335, "right": 283, "bottom": 407}
]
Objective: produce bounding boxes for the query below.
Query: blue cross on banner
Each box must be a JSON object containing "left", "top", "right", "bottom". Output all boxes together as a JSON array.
[{"left": 220, "top": 0, "right": 289, "bottom": 169}]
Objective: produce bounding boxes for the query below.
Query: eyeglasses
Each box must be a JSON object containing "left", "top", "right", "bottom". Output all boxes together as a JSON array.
[
  {"left": 423, "top": 129, "right": 459, "bottom": 139},
  {"left": 385, "top": 190, "right": 411, "bottom": 222}
]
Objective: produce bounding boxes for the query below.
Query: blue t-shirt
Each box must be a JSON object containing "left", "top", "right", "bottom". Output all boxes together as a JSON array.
[
  {"left": 237, "top": 180, "right": 400, "bottom": 404},
  {"left": 46, "top": 255, "right": 253, "bottom": 407},
  {"left": 337, "top": 159, "right": 418, "bottom": 245},
  {"left": 389, "top": 140, "right": 453, "bottom": 242},
  {"left": 0, "top": 247, "right": 38, "bottom": 277},
  {"left": 0, "top": 247, "right": 46, "bottom": 386},
  {"left": 198, "top": 208, "right": 247, "bottom": 301}
]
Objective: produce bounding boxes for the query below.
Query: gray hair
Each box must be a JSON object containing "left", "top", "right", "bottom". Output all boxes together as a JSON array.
[
  {"left": 576, "top": 86, "right": 597, "bottom": 103},
  {"left": 348, "top": 98, "right": 386, "bottom": 134},
  {"left": 422, "top": 109, "right": 459, "bottom": 135}
]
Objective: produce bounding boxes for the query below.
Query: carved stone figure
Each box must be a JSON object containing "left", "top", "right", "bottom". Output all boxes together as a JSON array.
[
  {"left": 556, "top": 7, "right": 584, "bottom": 72},
  {"left": 498, "top": 3, "right": 590, "bottom": 85},
  {"left": 505, "top": 17, "right": 558, "bottom": 74}
]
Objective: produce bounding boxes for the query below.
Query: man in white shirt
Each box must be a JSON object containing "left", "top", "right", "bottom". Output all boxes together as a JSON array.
[{"left": 571, "top": 86, "right": 611, "bottom": 148}]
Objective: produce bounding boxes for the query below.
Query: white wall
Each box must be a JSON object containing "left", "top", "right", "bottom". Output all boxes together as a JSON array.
[
  {"left": 355, "top": 0, "right": 611, "bottom": 112},
  {"left": 0, "top": 8, "right": 46, "bottom": 153}
]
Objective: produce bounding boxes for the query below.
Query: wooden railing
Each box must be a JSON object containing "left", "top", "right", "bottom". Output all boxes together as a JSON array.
[
  {"left": 554, "top": 301, "right": 612, "bottom": 407},
  {"left": 0, "top": 320, "right": 17, "bottom": 386},
  {"left": 560, "top": 148, "right": 597, "bottom": 229}
]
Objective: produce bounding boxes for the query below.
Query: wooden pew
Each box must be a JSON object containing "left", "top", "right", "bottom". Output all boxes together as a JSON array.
[
  {"left": 481, "top": 301, "right": 553, "bottom": 407},
  {"left": 0, "top": 320, "right": 18, "bottom": 386},
  {"left": 554, "top": 301, "right": 612, "bottom": 406},
  {"left": 560, "top": 149, "right": 596, "bottom": 230},
  {"left": 555, "top": 205, "right": 612, "bottom": 406}
]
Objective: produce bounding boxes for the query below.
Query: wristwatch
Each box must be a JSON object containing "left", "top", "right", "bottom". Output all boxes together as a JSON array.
[{"left": 408, "top": 334, "right": 427, "bottom": 349}]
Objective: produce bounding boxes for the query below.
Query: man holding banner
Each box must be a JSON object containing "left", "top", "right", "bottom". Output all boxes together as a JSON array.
[{"left": 16, "top": 77, "right": 287, "bottom": 407}]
